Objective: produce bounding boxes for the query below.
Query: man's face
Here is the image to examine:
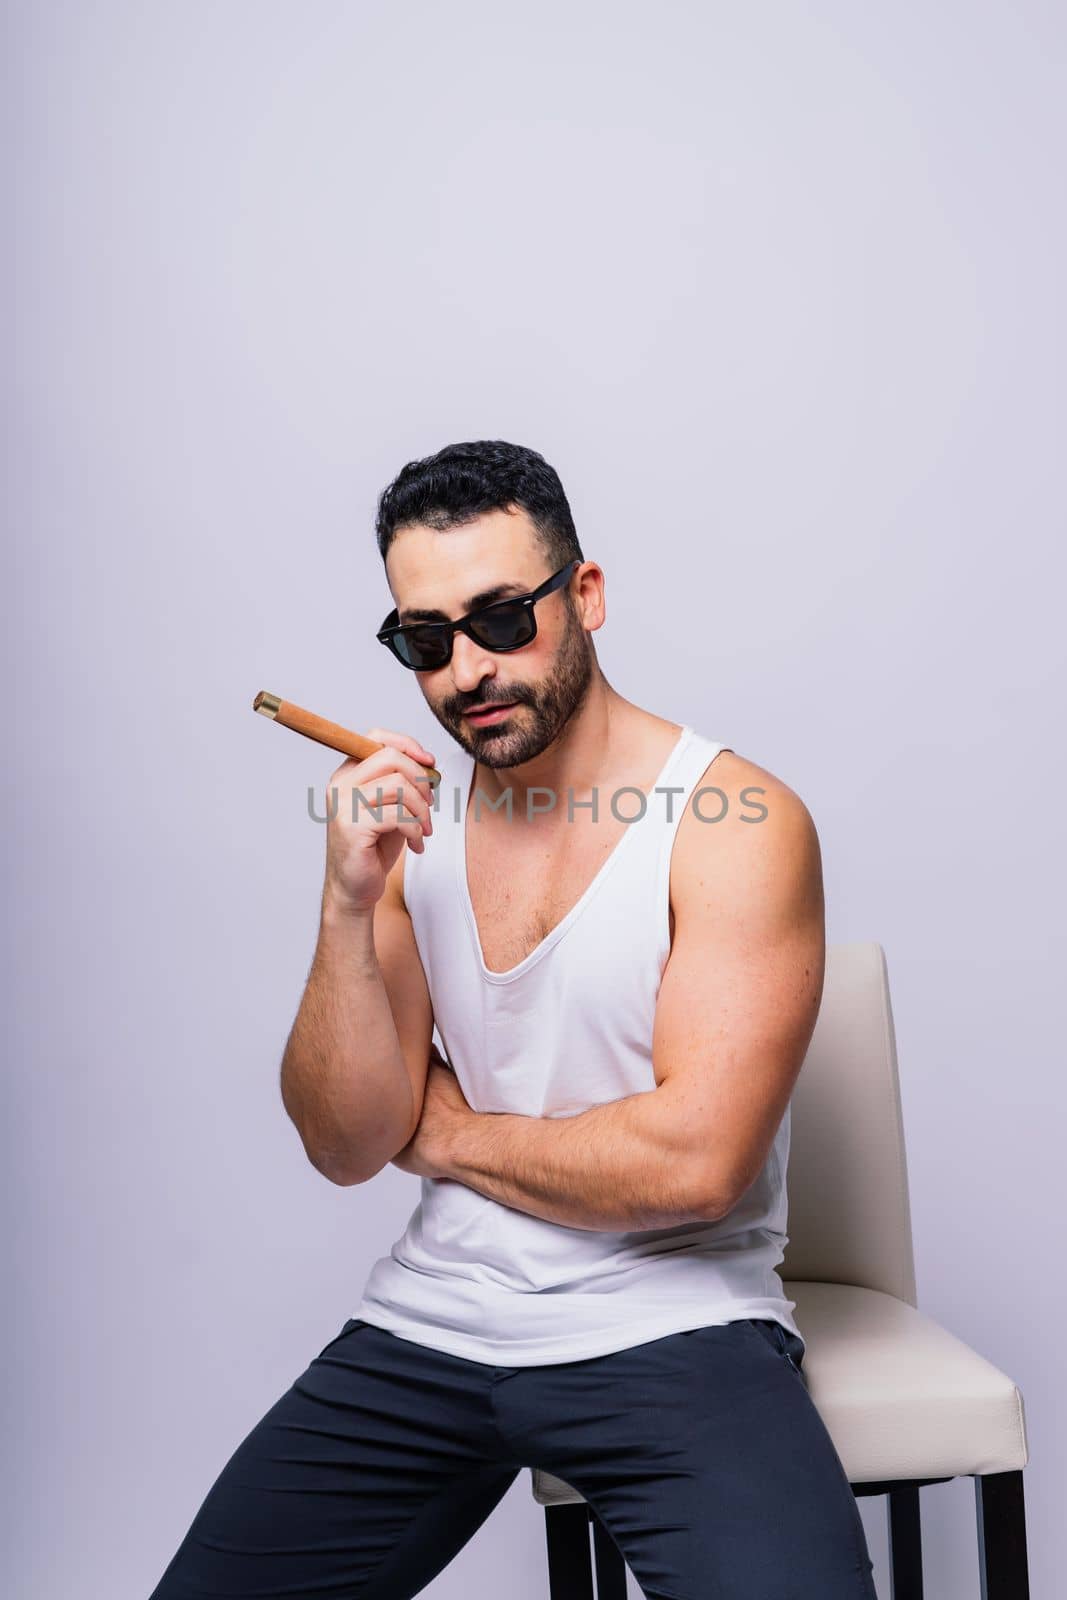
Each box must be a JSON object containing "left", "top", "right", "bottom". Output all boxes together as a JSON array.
[{"left": 383, "top": 507, "right": 597, "bottom": 768}]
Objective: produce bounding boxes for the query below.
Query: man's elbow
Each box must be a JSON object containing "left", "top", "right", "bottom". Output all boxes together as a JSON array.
[
  {"left": 288, "top": 1101, "right": 414, "bottom": 1188},
  {"left": 304, "top": 1133, "right": 400, "bottom": 1188},
  {"left": 313, "top": 1152, "right": 373, "bottom": 1187},
  {"left": 687, "top": 1157, "right": 743, "bottom": 1223}
]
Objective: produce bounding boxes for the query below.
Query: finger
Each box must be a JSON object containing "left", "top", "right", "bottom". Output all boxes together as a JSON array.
[
  {"left": 365, "top": 727, "right": 436, "bottom": 765},
  {"left": 353, "top": 774, "right": 434, "bottom": 836},
  {"left": 331, "top": 747, "right": 436, "bottom": 805}
]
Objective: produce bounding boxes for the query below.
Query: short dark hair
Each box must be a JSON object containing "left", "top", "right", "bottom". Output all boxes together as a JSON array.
[{"left": 375, "top": 440, "right": 584, "bottom": 574}]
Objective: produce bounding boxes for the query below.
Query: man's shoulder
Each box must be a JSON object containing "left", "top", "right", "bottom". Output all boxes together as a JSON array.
[
  {"left": 685, "top": 744, "right": 806, "bottom": 805},
  {"left": 671, "top": 747, "right": 821, "bottom": 901}
]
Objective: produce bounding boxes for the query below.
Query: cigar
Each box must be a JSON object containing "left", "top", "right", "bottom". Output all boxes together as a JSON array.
[{"left": 252, "top": 691, "right": 441, "bottom": 787}]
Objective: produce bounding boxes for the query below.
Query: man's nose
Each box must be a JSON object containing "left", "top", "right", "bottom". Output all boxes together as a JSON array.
[{"left": 447, "top": 630, "right": 499, "bottom": 693}]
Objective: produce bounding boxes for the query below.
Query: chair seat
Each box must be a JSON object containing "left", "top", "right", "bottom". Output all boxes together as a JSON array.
[{"left": 531, "top": 1280, "right": 1029, "bottom": 1507}]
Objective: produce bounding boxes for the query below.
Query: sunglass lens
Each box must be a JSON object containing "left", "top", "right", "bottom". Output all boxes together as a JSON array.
[
  {"left": 398, "top": 627, "right": 450, "bottom": 670},
  {"left": 469, "top": 603, "right": 534, "bottom": 650}
]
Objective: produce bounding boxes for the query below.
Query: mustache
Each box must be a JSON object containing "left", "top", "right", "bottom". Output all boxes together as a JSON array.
[{"left": 451, "top": 693, "right": 529, "bottom": 715}]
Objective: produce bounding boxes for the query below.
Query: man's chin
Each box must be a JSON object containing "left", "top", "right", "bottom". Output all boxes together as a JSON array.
[
  {"left": 468, "top": 726, "right": 546, "bottom": 768},
  {"left": 467, "top": 735, "right": 522, "bottom": 767}
]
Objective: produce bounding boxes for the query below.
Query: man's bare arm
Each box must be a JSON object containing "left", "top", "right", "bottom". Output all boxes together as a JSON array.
[
  {"left": 431, "top": 759, "right": 825, "bottom": 1229},
  {"left": 280, "top": 859, "right": 434, "bottom": 1185},
  {"left": 279, "top": 731, "right": 437, "bottom": 1187}
]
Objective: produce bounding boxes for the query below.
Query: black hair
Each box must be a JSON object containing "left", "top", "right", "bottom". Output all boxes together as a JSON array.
[{"left": 375, "top": 440, "right": 584, "bottom": 574}]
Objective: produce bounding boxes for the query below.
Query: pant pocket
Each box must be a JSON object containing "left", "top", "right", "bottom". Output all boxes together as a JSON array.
[{"left": 745, "top": 1318, "right": 805, "bottom": 1375}]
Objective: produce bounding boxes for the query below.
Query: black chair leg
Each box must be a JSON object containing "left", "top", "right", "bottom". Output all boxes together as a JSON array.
[
  {"left": 886, "top": 1483, "right": 923, "bottom": 1598},
  {"left": 545, "top": 1504, "right": 594, "bottom": 1600},
  {"left": 591, "top": 1510, "right": 628, "bottom": 1600},
  {"left": 975, "top": 1470, "right": 1030, "bottom": 1600}
]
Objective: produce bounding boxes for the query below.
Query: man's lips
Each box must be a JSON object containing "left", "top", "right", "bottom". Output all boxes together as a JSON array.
[{"left": 464, "top": 702, "right": 520, "bottom": 722}]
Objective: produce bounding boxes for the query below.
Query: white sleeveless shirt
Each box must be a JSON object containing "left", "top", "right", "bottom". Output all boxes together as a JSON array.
[{"left": 355, "top": 724, "right": 803, "bottom": 1366}]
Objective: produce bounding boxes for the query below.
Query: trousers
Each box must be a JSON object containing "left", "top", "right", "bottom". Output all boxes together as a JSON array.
[{"left": 147, "top": 1314, "right": 878, "bottom": 1600}]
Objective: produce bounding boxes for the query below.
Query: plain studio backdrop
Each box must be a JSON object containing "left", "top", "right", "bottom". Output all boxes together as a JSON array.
[{"left": 5, "top": 3, "right": 1064, "bottom": 1597}]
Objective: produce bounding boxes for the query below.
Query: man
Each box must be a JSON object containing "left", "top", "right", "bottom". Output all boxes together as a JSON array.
[{"left": 149, "top": 440, "right": 878, "bottom": 1599}]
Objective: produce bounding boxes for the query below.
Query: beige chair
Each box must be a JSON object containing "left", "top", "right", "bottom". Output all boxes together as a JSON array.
[{"left": 532, "top": 941, "right": 1031, "bottom": 1599}]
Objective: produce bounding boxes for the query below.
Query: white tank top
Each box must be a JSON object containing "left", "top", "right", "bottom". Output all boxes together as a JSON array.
[{"left": 356, "top": 724, "right": 803, "bottom": 1366}]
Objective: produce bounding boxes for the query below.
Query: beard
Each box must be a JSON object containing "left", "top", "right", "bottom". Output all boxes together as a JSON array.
[{"left": 433, "top": 599, "right": 596, "bottom": 769}]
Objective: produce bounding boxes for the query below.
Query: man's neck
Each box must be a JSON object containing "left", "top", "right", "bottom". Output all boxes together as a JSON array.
[{"left": 470, "top": 685, "right": 665, "bottom": 817}]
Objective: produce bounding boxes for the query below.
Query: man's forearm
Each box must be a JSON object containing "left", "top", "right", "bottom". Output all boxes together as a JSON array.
[
  {"left": 438, "top": 1086, "right": 720, "bottom": 1231},
  {"left": 280, "top": 896, "right": 413, "bottom": 1185}
]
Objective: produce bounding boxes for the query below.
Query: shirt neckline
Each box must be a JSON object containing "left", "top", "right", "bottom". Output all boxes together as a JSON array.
[{"left": 456, "top": 724, "right": 694, "bottom": 985}]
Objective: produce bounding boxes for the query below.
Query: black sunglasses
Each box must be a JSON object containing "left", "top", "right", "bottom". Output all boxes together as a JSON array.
[{"left": 377, "top": 560, "right": 581, "bottom": 671}]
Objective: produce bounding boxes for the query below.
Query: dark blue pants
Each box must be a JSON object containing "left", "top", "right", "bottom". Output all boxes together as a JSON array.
[{"left": 148, "top": 1316, "right": 878, "bottom": 1599}]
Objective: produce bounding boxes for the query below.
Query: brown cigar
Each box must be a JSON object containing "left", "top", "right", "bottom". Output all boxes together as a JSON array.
[{"left": 252, "top": 691, "right": 441, "bottom": 787}]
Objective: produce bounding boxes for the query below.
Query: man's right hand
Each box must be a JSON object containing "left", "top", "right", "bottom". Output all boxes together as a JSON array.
[{"left": 322, "top": 727, "right": 438, "bottom": 916}]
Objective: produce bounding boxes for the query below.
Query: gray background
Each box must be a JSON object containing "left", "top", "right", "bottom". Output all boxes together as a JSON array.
[{"left": 6, "top": 2, "right": 1064, "bottom": 1596}]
